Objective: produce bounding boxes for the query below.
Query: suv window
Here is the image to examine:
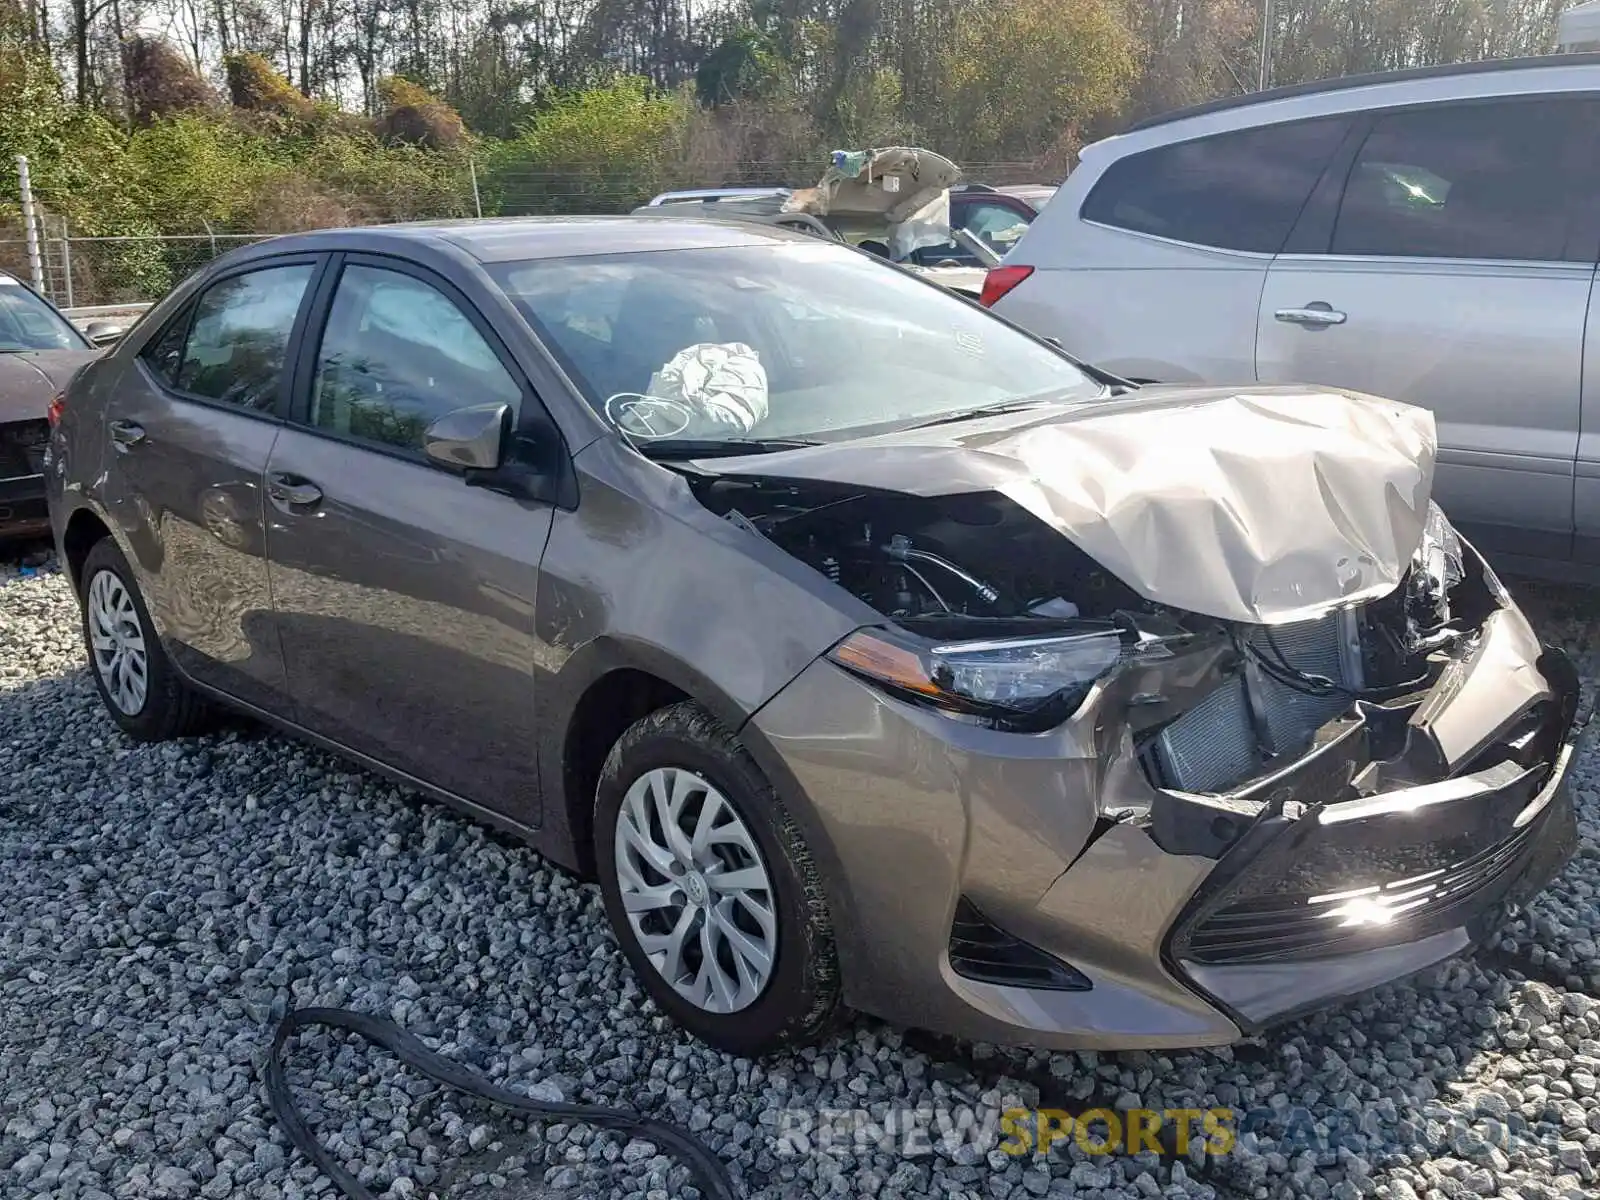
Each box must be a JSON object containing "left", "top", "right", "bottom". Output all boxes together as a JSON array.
[
  {"left": 172, "top": 265, "right": 314, "bottom": 410},
  {"left": 1081, "top": 116, "right": 1352, "bottom": 253},
  {"left": 1331, "top": 98, "right": 1593, "bottom": 263},
  {"left": 310, "top": 264, "right": 522, "bottom": 452}
]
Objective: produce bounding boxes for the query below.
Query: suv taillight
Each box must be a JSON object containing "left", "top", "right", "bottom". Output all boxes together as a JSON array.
[
  {"left": 979, "top": 265, "right": 1034, "bottom": 308},
  {"left": 46, "top": 392, "right": 64, "bottom": 427}
]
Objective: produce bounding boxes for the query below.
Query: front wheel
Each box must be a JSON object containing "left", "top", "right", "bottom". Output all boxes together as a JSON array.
[
  {"left": 78, "top": 536, "right": 213, "bottom": 741},
  {"left": 594, "top": 701, "right": 842, "bottom": 1056}
]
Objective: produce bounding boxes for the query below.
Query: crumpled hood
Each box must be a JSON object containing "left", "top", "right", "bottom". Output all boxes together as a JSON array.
[
  {"left": 0, "top": 349, "right": 100, "bottom": 424},
  {"left": 703, "top": 385, "right": 1438, "bottom": 624}
]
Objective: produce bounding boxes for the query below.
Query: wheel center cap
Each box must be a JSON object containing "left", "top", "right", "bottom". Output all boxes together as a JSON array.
[{"left": 683, "top": 871, "right": 708, "bottom": 906}]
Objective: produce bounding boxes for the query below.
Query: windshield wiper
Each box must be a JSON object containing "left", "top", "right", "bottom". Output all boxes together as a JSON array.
[
  {"left": 891, "top": 395, "right": 1074, "bottom": 433},
  {"left": 632, "top": 436, "right": 822, "bottom": 460}
]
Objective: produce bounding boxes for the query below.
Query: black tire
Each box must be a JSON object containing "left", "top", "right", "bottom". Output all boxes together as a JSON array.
[
  {"left": 78, "top": 536, "right": 213, "bottom": 741},
  {"left": 594, "top": 701, "right": 843, "bottom": 1057}
]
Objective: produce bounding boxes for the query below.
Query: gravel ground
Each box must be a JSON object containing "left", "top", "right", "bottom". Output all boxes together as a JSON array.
[{"left": 4, "top": 543, "right": 1600, "bottom": 1200}]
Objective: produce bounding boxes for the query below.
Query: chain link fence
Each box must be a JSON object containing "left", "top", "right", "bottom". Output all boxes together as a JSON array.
[
  {"left": 3, "top": 155, "right": 1051, "bottom": 308},
  {"left": 0, "top": 222, "right": 272, "bottom": 309}
]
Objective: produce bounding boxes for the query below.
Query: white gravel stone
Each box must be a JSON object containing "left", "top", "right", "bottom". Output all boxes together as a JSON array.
[{"left": 5, "top": 550, "right": 1600, "bottom": 1200}]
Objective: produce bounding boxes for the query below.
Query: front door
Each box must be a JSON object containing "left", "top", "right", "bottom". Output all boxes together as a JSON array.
[
  {"left": 100, "top": 258, "right": 320, "bottom": 713},
  {"left": 1256, "top": 96, "right": 1600, "bottom": 563},
  {"left": 264, "top": 255, "right": 553, "bottom": 823}
]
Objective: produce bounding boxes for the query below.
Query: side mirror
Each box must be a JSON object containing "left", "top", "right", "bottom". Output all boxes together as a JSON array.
[
  {"left": 424, "top": 403, "right": 509, "bottom": 471},
  {"left": 84, "top": 321, "right": 126, "bottom": 346}
]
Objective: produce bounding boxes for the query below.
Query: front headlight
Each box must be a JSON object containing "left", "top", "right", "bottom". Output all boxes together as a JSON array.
[
  {"left": 1408, "top": 501, "right": 1476, "bottom": 632},
  {"left": 828, "top": 623, "right": 1126, "bottom": 727},
  {"left": 1412, "top": 501, "right": 1464, "bottom": 598}
]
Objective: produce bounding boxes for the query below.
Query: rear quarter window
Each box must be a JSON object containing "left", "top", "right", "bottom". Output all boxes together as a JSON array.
[{"left": 1081, "top": 116, "right": 1352, "bottom": 254}]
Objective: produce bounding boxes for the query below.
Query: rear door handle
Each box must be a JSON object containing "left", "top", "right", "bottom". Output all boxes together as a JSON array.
[
  {"left": 267, "top": 474, "right": 323, "bottom": 507},
  {"left": 108, "top": 419, "right": 146, "bottom": 446},
  {"left": 1274, "top": 305, "right": 1347, "bottom": 328}
]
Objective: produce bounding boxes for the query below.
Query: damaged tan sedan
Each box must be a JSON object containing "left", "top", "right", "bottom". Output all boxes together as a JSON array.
[{"left": 47, "top": 218, "right": 1580, "bottom": 1057}]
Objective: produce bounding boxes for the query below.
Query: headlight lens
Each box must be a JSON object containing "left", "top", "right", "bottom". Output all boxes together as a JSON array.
[
  {"left": 1409, "top": 501, "right": 1467, "bottom": 629},
  {"left": 828, "top": 623, "right": 1126, "bottom": 725},
  {"left": 1413, "top": 501, "right": 1464, "bottom": 595}
]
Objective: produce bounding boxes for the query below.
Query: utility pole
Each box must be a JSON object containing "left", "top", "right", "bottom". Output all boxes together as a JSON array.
[
  {"left": 16, "top": 156, "right": 44, "bottom": 295},
  {"left": 1258, "top": 0, "right": 1274, "bottom": 91}
]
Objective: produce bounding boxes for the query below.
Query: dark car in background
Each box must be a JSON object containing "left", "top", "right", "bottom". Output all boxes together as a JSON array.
[{"left": 0, "top": 271, "right": 103, "bottom": 538}]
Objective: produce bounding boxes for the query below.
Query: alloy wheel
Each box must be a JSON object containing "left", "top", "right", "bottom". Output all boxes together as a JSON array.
[
  {"left": 613, "top": 766, "right": 778, "bottom": 1014},
  {"left": 87, "top": 568, "right": 149, "bottom": 715}
]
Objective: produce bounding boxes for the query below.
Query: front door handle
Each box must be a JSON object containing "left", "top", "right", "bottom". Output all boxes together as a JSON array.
[
  {"left": 1274, "top": 304, "right": 1347, "bottom": 328},
  {"left": 267, "top": 474, "right": 323, "bottom": 507},
  {"left": 108, "top": 419, "right": 147, "bottom": 446}
]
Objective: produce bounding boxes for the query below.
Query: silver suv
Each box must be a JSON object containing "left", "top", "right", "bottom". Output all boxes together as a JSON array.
[{"left": 986, "top": 53, "right": 1600, "bottom": 579}]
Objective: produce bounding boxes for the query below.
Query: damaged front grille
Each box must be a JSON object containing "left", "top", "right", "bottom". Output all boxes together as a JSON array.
[
  {"left": 1180, "top": 818, "right": 1540, "bottom": 964},
  {"left": 1146, "top": 611, "right": 1358, "bottom": 794}
]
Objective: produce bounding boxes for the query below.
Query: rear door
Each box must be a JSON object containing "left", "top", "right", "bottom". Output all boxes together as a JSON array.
[
  {"left": 1256, "top": 96, "right": 1600, "bottom": 563},
  {"left": 996, "top": 114, "right": 1353, "bottom": 384},
  {"left": 264, "top": 253, "right": 555, "bottom": 824},
  {"left": 99, "top": 256, "right": 321, "bottom": 713}
]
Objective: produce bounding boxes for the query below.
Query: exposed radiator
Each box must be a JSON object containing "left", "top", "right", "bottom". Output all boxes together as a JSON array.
[{"left": 1148, "top": 612, "right": 1358, "bottom": 794}]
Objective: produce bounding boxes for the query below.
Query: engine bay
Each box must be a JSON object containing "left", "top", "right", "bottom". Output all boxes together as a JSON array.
[
  {"left": 692, "top": 472, "right": 1509, "bottom": 813},
  {"left": 695, "top": 477, "right": 1151, "bottom": 633}
]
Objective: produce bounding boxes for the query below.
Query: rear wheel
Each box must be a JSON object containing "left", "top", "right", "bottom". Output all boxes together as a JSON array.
[
  {"left": 79, "top": 537, "right": 213, "bottom": 741},
  {"left": 594, "top": 701, "right": 842, "bottom": 1056}
]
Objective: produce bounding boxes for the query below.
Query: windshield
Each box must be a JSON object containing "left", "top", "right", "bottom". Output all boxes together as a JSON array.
[
  {"left": 0, "top": 279, "right": 87, "bottom": 351},
  {"left": 487, "top": 241, "right": 1099, "bottom": 446}
]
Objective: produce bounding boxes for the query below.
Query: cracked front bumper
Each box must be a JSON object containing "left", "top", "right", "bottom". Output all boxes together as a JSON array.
[
  {"left": 750, "top": 598, "right": 1584, "bottom": 1051},
  {"left": 1172, "top": 696, "right": 1580, "bottom": 1031}
]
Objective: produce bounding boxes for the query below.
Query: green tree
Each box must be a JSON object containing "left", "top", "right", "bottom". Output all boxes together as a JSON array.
[{"left": 935, "top": 0, "right": 1137, "bottom": 162}]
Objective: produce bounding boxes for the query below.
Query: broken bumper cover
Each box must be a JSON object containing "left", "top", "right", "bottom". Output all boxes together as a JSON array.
[
  {"left": 1169, "top": 669, "right": 1580, "bottom": 1031},
  {"left": 750, "top": 606, "right": 1583, "bottom": 1051}
]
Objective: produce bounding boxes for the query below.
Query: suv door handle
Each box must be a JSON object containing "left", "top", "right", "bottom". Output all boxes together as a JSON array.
[
  {"left": 108, "top": 419, "right": 147, "bottom": 446},
  {"left": 1275, "top": 305, "right": 1347, "bottom": 328},
  {"left": 267, "top": 474, "right": 323, "bottom": 507}
]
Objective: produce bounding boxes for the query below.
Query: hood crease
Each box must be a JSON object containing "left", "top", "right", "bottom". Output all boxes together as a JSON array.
[{"left": 698, "top": 386, "right": 1437, "bottom": 624}]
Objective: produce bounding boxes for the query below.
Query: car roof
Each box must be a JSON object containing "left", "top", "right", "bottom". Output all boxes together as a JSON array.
[
  {"left": 1125, "top": 51, "right": 1600, "bottom": 134},
  {"left": 232, "top": 215, "right": 816, "bottom": 265}
]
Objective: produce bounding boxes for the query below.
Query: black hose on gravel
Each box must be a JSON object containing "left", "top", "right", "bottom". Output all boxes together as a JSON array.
[{"left": 266, "top": 1007, "right": 739, "bottom": 1200}]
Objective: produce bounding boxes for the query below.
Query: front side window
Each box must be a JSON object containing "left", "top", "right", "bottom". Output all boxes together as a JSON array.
[
  {"left": 910, "top": 200, "right": 1033, "bottom": 265},
  {"left": 174, "top": 264, "right": 313, "bottom": 410},
  {"left": 0, "top": 278, "right": 89, "bottom": 351},
  {"left": 310, "top": 265, "right": 522, "bottom": 452},
  {"left": 1331, "top": 98, "right": 1593, "bottom": 262},
  {"left": 959, "top": 201, "right": 1033, "bottom": 254},
  {"left": 139, "top": 303, "right": 193, "bottom": 387},
  {"left": 1081, "top": 116, "right": 1352, "bottom": 254},
  {"left": 490, "top": 240, "right": 1100, "bottom": 445}
]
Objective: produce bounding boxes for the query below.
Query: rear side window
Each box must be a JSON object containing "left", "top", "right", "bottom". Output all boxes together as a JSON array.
[
  {"left": 1331, "top": 98, "right": 1595, "bottom": 263},
  {"left": 172, "top": 264, "right": 314, "bottom": 411},
  {"left": 1081, "top": 116, "right": 1352, "bottom": 253}
]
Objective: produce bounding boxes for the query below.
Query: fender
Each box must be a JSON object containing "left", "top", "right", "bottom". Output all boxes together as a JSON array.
[{"left": 533, "top": 632, "right": 860, "bottom": 966}]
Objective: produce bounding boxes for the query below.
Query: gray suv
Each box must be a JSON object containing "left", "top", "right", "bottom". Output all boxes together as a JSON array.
[
  {"left": 47, "top": 218, "right": 1580, "bottom": 1056},
  {"left": 987, "top": 53, "right": 1600, "bottom": 580}
]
